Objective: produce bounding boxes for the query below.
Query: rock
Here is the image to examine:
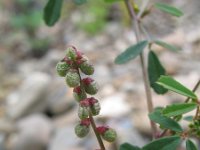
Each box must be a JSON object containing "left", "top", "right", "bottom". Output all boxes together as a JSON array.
[
  {"left": 45, "top": 78, "right": 75, "bottom": 116},
  {"left": 9, "top": 114, "right": 53, "bottom": 150},
  {"left": 113, "top": 117, "right": 147, "bottom": 147},
  {"left": 48, "top": 126, "right": 85, "bottom": 150},
  {"left": 160, "top": 52, "right": 181, "bottom": 75},
  {"left": 0, "top": 134, "right": 6, "bottom": 150},
  {"left": 6, "top": 72, "right": 51, "bottom": 120},
  {"left": 0, "top": 118, "right": 17, "bottom": 134},
  {"left": 100, "top": 93, "right": 131, "bottom": 118},
  {"left": 93, "top": 65, "right": 111, "bottom": 86}
]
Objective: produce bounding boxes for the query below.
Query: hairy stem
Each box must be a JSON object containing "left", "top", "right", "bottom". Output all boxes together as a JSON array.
[
  {"left": 77, "top": 69, "right": 105, "bottom": 150},
  {"left": 89, "top": 113, "right": 106, "bottom": 150},
  {"left": 124, "top": 0, "right": 157, "bottom": 138}
]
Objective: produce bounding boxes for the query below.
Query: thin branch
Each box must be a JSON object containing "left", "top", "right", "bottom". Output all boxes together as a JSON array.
[
  {"left": 77, "top": 69, "right": 105, "bottom": 150},
  {"left": 124, "top": 0, "right": 157, "bottom": 138},
  {"left": 185, "top": 79, "right": 200, "bottom": 103},
  {"left": 137, "top": 0, "right": 150, "bottom": 18}
]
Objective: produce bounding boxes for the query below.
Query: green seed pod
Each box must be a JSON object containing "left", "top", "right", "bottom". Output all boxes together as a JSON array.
[
  {"left": 73, "top": 86, "right": 87, "bottom": 102},
  {"left": 79, "top": 61, "right": 94, "bottom": 75},
  {"left": 89, "top": 98, "right": 101, "bottom": 116},
  {"left": 66, "top": 46, "right": 82, "bottom": 61},
  {"left": 56, "top": 61, "right": 70, "bottom": 77},
  {"left": 78, "top": 106, "right": 89, "bottom": 119},
  {"left": 102, "top": 128, "right": 117, "bottom": 142},
  {"left": 65, "top": 69, "right": 80, "bottom": 87},
  {"left": 66, "top": 47, "right": 77, "bottom": 60},
  {"left": 82, "top": 78, "right": 98, "bottom": 95},
  {"left": 75, "top": 124, "right": 90, "bottom": 138}
]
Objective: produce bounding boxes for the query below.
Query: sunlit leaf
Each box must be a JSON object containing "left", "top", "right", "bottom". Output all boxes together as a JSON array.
[
  {"left": 186, "top": 139, "right": 198, "bottom": 150},
  {"left": 143, "top": 136, "right": 181, "bottom": 150},
  {"left": 162, "top": 103, "right": 197, "bottom": 117},
  {"left": 157, "top": 76, "right": 197, "bottom": 99},
  {"left": 149, "top": 111, "right": 183, "bottom": 132}
]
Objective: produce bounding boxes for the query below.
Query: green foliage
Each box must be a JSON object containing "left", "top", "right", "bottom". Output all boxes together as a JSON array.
[
  {"left": 115, "top": 41, "right": 148, "bottom": 64},
  {"left": 149, "top": 110, "right": 183, "bottom": 132},
  {"left": 73, "top": 0, "right": 87, "bottom": 5},
  {"left": 183, "top": 116, "right": 193, "bottom": 122},
  {"left": 142, "top": 136, "right": 181, "bottom": 150},
  {"left": 162, "top": 103, "right": 197, "bottom": 117},
  {"left": 148, "top": 51, "right": 168, "bottom": 94},
  {"left": 120, "top": 143, "right": 141, "bottom": 150},
  {"left": 154, "top": 41, "right": 180, "bottom": 52},
  {"left": 155, "top": 3, "right": 183, "bottom": 17},
  {"left": 44, "top": 0, "right": 63, "bottom": 26},
  {"left": 186, "top": 139, "right": 198, "bottom": 150},
  {"left": 11, "top": 11, "right": 42, "bottom": 29},
  {"left": 104, "top": 0, "right": 123, "bottom": 3},
  {"left": 157, "top": 76, "right": 198, "bottom": 99},
  {"left": 10, "top": 0, "right": 43, "bottom": 30},
  {"left": 75, "top": 1, "right": 109, "bottom": 35}
]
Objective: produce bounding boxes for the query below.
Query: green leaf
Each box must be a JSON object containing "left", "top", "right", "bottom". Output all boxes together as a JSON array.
[
  {"left": 143, "top": 136, "right": 181, "bottom": 150},
  {"left": 183, "top": 116, "right": 193, "bottom": 122},
  {"left": 154, "top": 41, "right": 180, "bottom": 52},
  {"left": 149, "top": 111, "right": 183, "bottom": 132},
  {"left": 162, "top": 103, "right": 197, "bottom": 117},
  {"left": 120, "top": 143, "right": 141, "bottom": 150},
  {"left": 43, "top": 0, "right": 63, "bottom": 26},
  {"left": 155, "top": 3, "right": 183, "bottom": 17},
  {"left": 186, "top": 139, "right": 197, "bottom": 150},
  {"left": 148, "top": 51, "right": 168, "bottom": 94},
  {"left": 73, "top": 0, "right": 87, "bottom": 5},
  {"left": 157, "top": 76, "right": 197, "bottom": 99},
  {"left": 115, "top": 41, "right": 148, "bottom": 64}
]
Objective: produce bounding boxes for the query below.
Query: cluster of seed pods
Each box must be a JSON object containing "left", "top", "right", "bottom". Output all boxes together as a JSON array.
[{"left": 56, "top": 46, "right": 117, "bottom": 143}]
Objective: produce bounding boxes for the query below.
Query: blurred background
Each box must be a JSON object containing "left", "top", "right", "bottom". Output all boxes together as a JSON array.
[{"left": 0, "top": 0, "right": 200, "bottom": 150}]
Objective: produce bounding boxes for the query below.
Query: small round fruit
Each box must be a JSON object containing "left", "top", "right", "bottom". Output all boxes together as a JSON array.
[
  {"left": 78, "top": 106, "right": 89, "bottom": 119},
  {"left": 102, "top": 128, "right": 117, "bottom": 142},
  {"left": 73, "top": 86, "right": 87, "bottom": 102},
  {"left": 79, "top": 61, "right": 94, "bottom": 75},
  {"left": 65, "top": 69, "right": 80, "bottom": 87},
  {"left": 56, "top": 61, "right": 70, "bottom": 77},
  {"left": 75, "top": 124, "right": 90, "bottom": 138},
  {"left": 82, "top": 78, "right": 98, "bottom": 95}
]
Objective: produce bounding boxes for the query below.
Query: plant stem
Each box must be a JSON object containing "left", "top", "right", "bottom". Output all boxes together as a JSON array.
[
  {"left": 89, "top": 113, "right": 106, "bottom": 150},
  {"left": 185, "top": 79, "right": 200, "bottom": 103},
  {"left": 124, "top": 0, "right": 157, "bottom": 138},
  {"left": 77, "top": 69, "right": 105, "bottom": 150}
]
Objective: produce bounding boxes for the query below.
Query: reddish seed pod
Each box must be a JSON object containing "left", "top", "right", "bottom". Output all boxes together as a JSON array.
[
  {"left": 97, "top": 126, "right": 117, "bottom": 142},
  {"left": 82, "top": 77, "right": 99, "bottom": 95},
  {"left": 79, "top": 61, "right": 94, "bottom": 75},
  {"left": 88, "top": 97, "right": 101, "bottom": 116},
  {"left": 73, "top": 86, "right": 87, "bottom": 102},
  {"left": 78, "top": 106, "right": 89, "bottom": 119},
  {"left": 75, "top": 124, "right": 90, "bottom": 138}
]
